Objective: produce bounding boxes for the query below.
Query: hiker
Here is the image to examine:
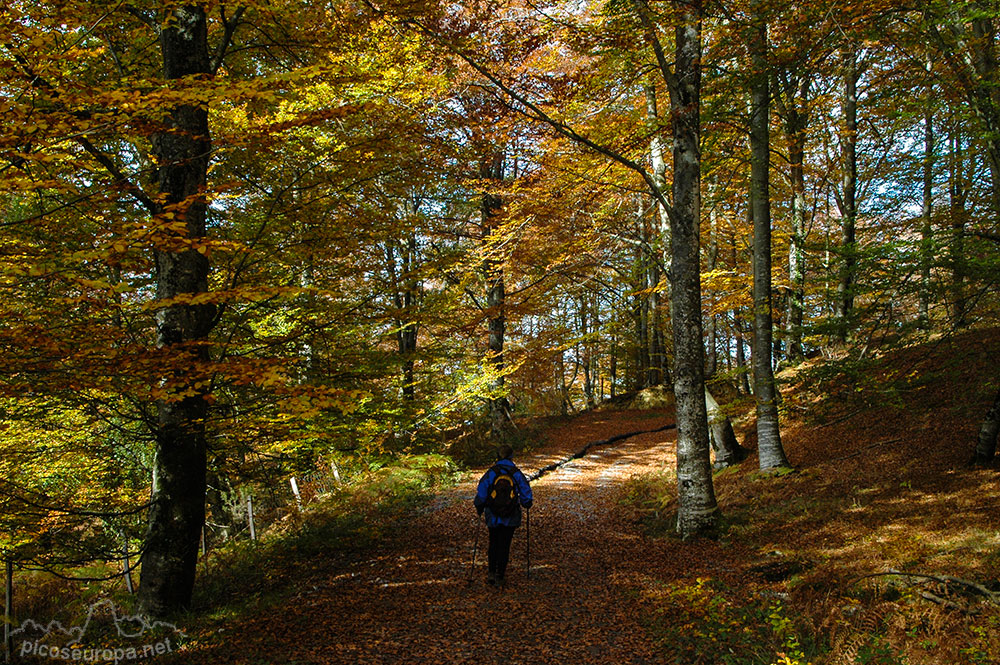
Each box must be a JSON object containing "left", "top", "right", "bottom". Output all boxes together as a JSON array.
[{"left": 473, "top": 445, "right": 533, "bottom": 586}]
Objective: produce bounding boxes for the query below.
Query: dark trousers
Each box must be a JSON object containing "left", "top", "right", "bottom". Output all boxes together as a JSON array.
[{"left": 487, "top": 525, "right": 517, "bottom": 579}]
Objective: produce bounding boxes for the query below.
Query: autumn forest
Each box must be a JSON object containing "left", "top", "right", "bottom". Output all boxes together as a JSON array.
[{"left": 2, "top": 0, "right": 1000, "bottom": 662}]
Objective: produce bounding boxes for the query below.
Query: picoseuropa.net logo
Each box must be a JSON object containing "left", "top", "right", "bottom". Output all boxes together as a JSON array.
[{"left": 11, "top": 599, "right": 184, "bottom": 663}]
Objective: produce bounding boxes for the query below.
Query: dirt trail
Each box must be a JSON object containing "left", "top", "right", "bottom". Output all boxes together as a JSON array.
[{"left": 178, "top": 411, "right": 738, "bottom": 665}]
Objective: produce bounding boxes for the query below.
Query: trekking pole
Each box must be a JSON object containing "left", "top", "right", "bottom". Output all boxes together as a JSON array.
[
  {"left": 468, "top": 513, "right": 482, "bottom": 583},
  {"left": 525, "top": 507, "right": 531, "bottom": 580}
]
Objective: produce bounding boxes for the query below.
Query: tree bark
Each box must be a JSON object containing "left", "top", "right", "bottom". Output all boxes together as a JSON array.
[
  {"left": 669, "top": 2, "right": 719, "bottom": 537},
  {"left": 975, "top": 386, "right": 1000, "bottom": 464},
  {"left": 632, "top": 208, "right": 651, "bottom": 391},
  {"left": 836, "top": 47, "right": 859, "bottom": 342},
  {"left": 580, "top": 296, "right": 595, "bottom": 408},
  {"left": 706, "top": 195, "right": 721, "bottom": 377},
  {"left": 387, "top": 232, "right": 420, "bottom": 401},
  {"left": 948, "top": 128, "right": 969, "bottom": 328},
  {"left": 706, "top": 388, "right": 749, "bottom": 468},
  {"left": 747, "top": 9, "right": 790, "bottom": 471},
  {"left": 646, "top": 81, "right": 670, "bottom": 388},
  {"left": 919, "top": 89, "right": 935, "bottom": 330},
  {"left": 556, "top": 349, "right": 571, "bottom": 416},
  {"left": 138, "top": 5, "right": 215, "bottom": 618},
  {"left": 970, "top": 11, "right": 1000, "bottom": 215},
  {"left": 482, "top": 155, "right": 511, "bottom": 441},
  {"left": 778, "top": 73, "right": 810, "bottom": 361}
]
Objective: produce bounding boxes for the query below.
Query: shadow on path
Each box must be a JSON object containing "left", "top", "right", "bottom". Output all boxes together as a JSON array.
[{"left": 172, "top": 410, "right": 735, "bottom": 665}]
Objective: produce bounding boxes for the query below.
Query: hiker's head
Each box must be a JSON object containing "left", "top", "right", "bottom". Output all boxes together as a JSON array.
[{"left": 496, "top": 445, "right": 514, "bottom": 461}]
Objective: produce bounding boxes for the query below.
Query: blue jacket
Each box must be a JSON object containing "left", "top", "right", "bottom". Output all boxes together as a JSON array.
[{"left": 473, "top": 458, "right": 533, "bottom": 528}]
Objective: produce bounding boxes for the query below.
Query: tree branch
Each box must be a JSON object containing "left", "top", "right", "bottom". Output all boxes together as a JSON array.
[
  {"left": 211, "top": 6, "right": 246, "bottom": 74},
  {"left": 393, "top": 12, "right": 676, "bottom": 220}
]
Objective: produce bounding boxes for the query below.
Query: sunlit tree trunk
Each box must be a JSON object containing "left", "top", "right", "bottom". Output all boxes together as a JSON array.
[
  {"left": 747, "top": 8, "right": 790, "bottom": 471},
  {"left": 555, "top": 348, "right": 571, "bottom": 416},
  {"left": 706, "top": 193, "right": 721, "bottom": 377},
  {"left": 668, "top": 2, "right": 719, "bottom": 536},
  {"left": 835, "top": 47, "right": 859, "bottom": 342},
  {"left": 580, "top": 295, "right": 596, "bottom": 408},
  {"left": 646, "top": 80, "right": 670, "bottom": 387},
  {"left": 706, "top": 388, "right": 749, "bottom": 468},
  {"left": 632, "top": 205, "right": 651, "bottom": 390},
  {"left": 919, "top": 82, "right": 935, "bottom": 330},
  {"left": 975, "top": 387, "right": 1000, "bottom": 464},
  {"left": 139, "top": 5, "right": 215, "bottom": 617},
  {"left": 776, "top": 72, "right": 810, "bottom": 361}
]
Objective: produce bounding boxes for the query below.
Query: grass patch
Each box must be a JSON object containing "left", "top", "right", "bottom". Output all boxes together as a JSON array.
[{"left": 190, "top": 453, "right": 458, "bottom": 620}]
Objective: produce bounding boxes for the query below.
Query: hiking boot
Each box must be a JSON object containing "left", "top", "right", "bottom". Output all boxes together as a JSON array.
[
  {"left": 496, "top": 575, "right": 506, "bottom": 588},
  {"left": 486, "top": 571, "right": 496, "bottom": 585}
]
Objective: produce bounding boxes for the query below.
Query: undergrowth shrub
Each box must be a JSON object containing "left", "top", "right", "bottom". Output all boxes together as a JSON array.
[
  {"left": 192, "top": 453, "right": 458, "bottom": 614},
  {"left": 641, "top": 577, "right": 821, "bottom": 665},
  {"left": 620, "top": 471, "right": 678, "bottom": 536}
]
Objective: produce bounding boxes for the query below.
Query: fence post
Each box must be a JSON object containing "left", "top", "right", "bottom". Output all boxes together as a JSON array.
[
  {"left": 289, "top": 477, "right": 303, "bottom": 511},
  {"left": 122, "top": 537, "right": 134, "bottom": 594},
  {"left": 247, "top": 493, "right": 256, "bottom": 541}
]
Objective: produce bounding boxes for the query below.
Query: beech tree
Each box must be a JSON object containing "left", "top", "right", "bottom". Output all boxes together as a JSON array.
[
  {"left": 743, "top": 0, "right": 791, "bottom": 471},
  {"left": 133, "top": 3, "right": 217, "bottom": 617}
]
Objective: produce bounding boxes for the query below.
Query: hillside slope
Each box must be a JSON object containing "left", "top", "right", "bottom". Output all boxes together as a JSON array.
[{"left": 144, "top": 329, "right": 1000, "bottom": 665}]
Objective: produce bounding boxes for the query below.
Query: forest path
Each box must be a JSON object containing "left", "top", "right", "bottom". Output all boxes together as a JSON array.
[{"left": 180, "top": 410, "right": 745, "bottom": 664}]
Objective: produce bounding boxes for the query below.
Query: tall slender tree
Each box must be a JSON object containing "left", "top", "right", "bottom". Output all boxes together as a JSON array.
[
  {"left": 746, "top": 1, "right": 791, "bottom": 471},
  {"left": 835, "top": 46, "right": 860, "bottom": 343}
]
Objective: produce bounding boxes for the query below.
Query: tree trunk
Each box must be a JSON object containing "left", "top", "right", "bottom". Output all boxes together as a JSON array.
[
  {"left": 669, "top": 3, "right": 719, "bottom": 537},
  {"left": 138, "top": 5, "right": 215, "bottom": 617},
  {"left": 919, "top": 91, "right": 935, "bottom": 330},
  {"left": 580, "top": 296, "right": 595, "bottom": 408},
  {"left": 783, "top": 76, "right": 810, "bottom": 361},
  {"left": 975, "top": 386, "right": 1000, "bottom": 464},
  {"left": 482, "top": 155, "right": 511, "bottom": 441},
  {"left": 971, "top": 11, "right": 1000, "bottom": 215},
  {"left": 556, "top": 349, "right": 571, "bottom": 416},
  {"left": 948, "top": 128, "right": 969, "bottom": 328},
  {"left": 748, "top": 10, "right": 790, "bottom": 471},
  {"left": 706, "top": 388, "right": 750, "bottom": 468},
  {"left": 646, "top": 80, "right": 670, "bottom": 388},
  {"left": 836, "top": 47, "right": 859, "bottom": 342},
  {"left": 609, "top": 339, "right": 617, "bottom": 399},
  {"left": 632, "top": 208, "right": 650, "bottom": 391},
  {"left": 734, "top": 311, "right": 752, "bottom": 396},
  {"left": 648, "top": 261, "right": 667, "bottom": 387},
  {"left": 387, "top": 232, "right": 420, "bottom": 401},
  {"left": 706, "top": 196, "right": 721, "bottom": 378}
]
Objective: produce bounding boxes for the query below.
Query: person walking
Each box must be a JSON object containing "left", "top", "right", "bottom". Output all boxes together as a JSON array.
[{"left": 473, "top": 445, "right": 533, "bottom": 586}]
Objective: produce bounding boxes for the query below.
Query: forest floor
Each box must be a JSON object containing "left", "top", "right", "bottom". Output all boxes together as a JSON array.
[
  {"left": 18, "top": 329, "right": 999, "bottom": 664},
  {"left": 169, "top": 410, "right": 708, "bottom": 664}
]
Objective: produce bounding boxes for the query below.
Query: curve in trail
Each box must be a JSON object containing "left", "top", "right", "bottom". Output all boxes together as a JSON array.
[
  {"left": 174, "top": 411, "right": 716, "bottom": 665},
  {"left": 527, "top": 422, "right": 677, "bottom": 481}
]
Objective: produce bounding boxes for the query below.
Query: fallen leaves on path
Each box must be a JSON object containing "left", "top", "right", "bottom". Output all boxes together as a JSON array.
[{"left": 169, "top": 410, "right": 747, "bottom": 665}]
